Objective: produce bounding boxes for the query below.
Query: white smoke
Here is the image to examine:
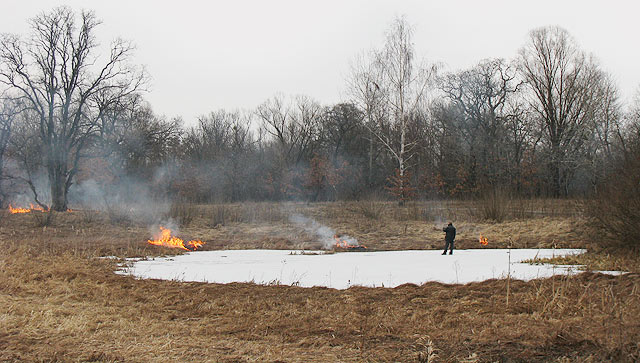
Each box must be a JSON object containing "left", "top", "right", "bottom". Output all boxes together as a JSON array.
[
  {"left": 70, "top": 177, "right": 170, "bottom": 223},
  {"left": 289, "top": 213, "right": 358, "bottom": 249}
]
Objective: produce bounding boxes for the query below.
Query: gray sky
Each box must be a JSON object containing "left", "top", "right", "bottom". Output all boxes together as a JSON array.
[{"left": 4, "top": 0, "right": 640, "bottom": 124}]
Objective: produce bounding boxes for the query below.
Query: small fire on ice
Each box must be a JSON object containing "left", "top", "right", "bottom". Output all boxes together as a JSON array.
[
  {"left": 479, "top": 235, "right": 489, "bottom": 246},
  {"left": 334, "top": 234, "right": 366, "bottom": 250},
  {"left": 9, "top": 204, "right": 47, "bottom": 214},
  {"left": 147, "top": 226, "right": 205, "bottom": 251}
]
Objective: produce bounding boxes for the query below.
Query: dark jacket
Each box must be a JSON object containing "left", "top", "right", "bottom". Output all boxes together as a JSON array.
[{"left": 443, "top": 225, "right": 456, "bottom": 242}]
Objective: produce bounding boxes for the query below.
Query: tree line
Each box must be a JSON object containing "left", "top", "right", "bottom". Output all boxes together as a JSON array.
[{"left": 1, "top": 8, "right": 639, "bottom": 210}]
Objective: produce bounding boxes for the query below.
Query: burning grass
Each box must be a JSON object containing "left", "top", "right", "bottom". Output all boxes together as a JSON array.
[
  {"left": 333, "top": 234, "right": 367, "bottom": 250},
  {"left": 8, "top": 203, "right": 73, "bottom": 214},
  {"left": 147, "top": 226, "right": 205, "bottom": 251}
]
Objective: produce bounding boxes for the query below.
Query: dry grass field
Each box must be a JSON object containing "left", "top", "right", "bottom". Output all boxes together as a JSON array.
[
  {"left": 1, "top": 200, "right": 639, "bottom": 362},
  {"left": 168, "top": 199, "right": 588, "bottom": 251}
]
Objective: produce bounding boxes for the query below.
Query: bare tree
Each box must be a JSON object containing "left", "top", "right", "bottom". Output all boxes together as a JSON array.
[
  {"left": 0, "top": 7, "right": 145, "bottom": 210},
  {"left": 6, "top": 107, "right": 50, "bottom": 208},
  {"left": 0, "top": 97, "right": 19, "bottom": 205},
  {"left": 592, "top": 76, "right": 621, "bottom": 160},
  {"left": 439, "top": 58, "right": 525, "bottom": 189},
  {"left": 502, "top": 98, "right": 542, "bottom": 193},
  {"left": 321, "top": 103, "right": 364, "bottom": 164},
  {"left": 347, "top": 53, "right": 387, "bottom": 187},
  {"left": 184, "top": 110, "right": 237, "bottom": 162},
  {"left": 368, "top": 16, "right": 437, "bottom": 204},
  {"left": 623, "top": 88, "right": 640, "bottom": 156},
  {"left": 518, "top": 26, "right": 603, "bottom": 196},
  {"left": 183, "top": 109, "right": 255, "bottom": 201},
  {"left": 257, "top": 95, "right": 321, "bottom": 166},
  {"left": 581, "top": 74, "right": 622, "bottom": 189},
  {"left": 121, "top": 108, "right": 182, "bottom": 175},
  {"left": 225, "top": 112, "right": 255, "bottom": 201}
]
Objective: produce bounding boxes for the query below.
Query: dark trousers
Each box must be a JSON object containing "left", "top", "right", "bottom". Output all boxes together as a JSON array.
[{"left": 443, "top": 240, "right": 454, "bottom": 254}]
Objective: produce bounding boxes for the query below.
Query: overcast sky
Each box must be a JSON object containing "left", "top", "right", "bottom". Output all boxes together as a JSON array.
[{"left": 4, "top": 0, "right": 640, "bottom": 124}]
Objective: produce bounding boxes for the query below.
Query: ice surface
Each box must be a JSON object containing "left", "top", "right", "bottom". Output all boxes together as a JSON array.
[{"left": 117, "top": 248, "right": 615, "bottom": 289}]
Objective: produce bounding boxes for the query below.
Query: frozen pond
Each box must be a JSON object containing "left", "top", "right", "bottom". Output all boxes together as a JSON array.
[{"left": 118, "top": 248, "right": 600, "bottom": 289}]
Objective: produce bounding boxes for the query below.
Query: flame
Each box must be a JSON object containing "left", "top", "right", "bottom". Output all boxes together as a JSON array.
[
  {"left": 333, "top": 234, "right": 366, "bottom": 249},
  {"left": 9, "top": 205, "right": 30, "bottom": 214},
  {"left": 7, "top": 204, "right": 73, "bottom": 213},
  {"left": 31, "top": 204, "right": 46, "bottom": 212},
  {"left": 147, "top": 226, "right": 205, "bottom": 251},
  {"left": 8, "top": 203, "right": 48, "bottom": 214},
  {"left": 479, "top": 235, "right": 488, "bottom": 246}
]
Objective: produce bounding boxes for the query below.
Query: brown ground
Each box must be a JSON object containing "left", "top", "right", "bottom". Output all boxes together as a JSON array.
[{"left": 1, "top": 201, "right": 639, "bottom": 362}]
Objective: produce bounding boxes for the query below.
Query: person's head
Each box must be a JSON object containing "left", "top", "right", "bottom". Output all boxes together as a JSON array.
[{"left": 447, "top": 222, "right": 452, "bottom": 226}]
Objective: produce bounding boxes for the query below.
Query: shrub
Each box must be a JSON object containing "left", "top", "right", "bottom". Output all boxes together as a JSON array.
[
  {"left": 586, "top": 153, "right": 640, "bottom": 250},
  {"left": 31, "top": 211, "right": 56, "bottom": 227},
  {"left": 385, "top": 169, "right": 416, "bottom": 206}
]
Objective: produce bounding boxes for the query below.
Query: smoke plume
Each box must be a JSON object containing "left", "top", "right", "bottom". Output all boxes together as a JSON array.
[{"left": 289, "top": 213, "right": 358, "bottom": 249}]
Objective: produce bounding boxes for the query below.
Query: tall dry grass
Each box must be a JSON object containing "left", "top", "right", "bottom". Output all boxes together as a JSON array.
[
  {"left": 168, "top": 202, "right": 293, "bottom": 227},
  {"left": 475, "top": 189, "right": 509, "bottom": 222},
  {"left": 0, "top": 198, "right": 598, "bottom": 253},
  {"left": 340, "top": 198, "right": 581, "bottom": 224},
  {"left": 168, "top": 202, "right": 198, "bottom": 226}
]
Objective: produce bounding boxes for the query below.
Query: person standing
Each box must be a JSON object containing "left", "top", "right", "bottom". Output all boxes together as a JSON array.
[{"left": 442, "top": 222, "right": 456, "bottom": 255}]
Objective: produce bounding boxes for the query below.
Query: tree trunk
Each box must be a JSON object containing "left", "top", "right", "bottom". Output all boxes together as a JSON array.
[
  {"left": 49, "top": 162, "right": 68, "bottom": 211},
  {"left": 0, "top": 157, "right": 4, "bottom": 208},
  {"left": 368, "top": 132, "right": 374, "bottom": 187},
  {"left": 398, "top": 117, "right": 406, "bottom": 206},
  {"left": 551, "top": 161, "right": 561, "bottom": 198},
  {"left": 550, "top": 143, "right": 562, "bottom": 198}
]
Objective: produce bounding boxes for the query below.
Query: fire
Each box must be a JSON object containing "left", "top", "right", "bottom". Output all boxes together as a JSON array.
[
  {"left": 334, "top": 234, "right": 366, "bottom": 250},
  {"left": 9, "top": 205, "right": 30, "bottom": 214},
  {"left": 147, "top": 226, "right": 205, "bottom": 251},
  {"left": 8, "top": 203, "right": 47, "bottom": 214},
  {"left": 479, "top": 235, "right": 488, "bottom": 246}
]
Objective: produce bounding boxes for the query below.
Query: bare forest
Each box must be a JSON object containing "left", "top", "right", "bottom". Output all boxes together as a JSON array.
[{"left": 0, "top": 10, "right": 637, "bottom": 211}]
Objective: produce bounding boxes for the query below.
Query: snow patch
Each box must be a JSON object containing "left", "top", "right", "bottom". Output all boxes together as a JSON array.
[{"left": 117, "top": 249, "right": 621, "bottom": 289}]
